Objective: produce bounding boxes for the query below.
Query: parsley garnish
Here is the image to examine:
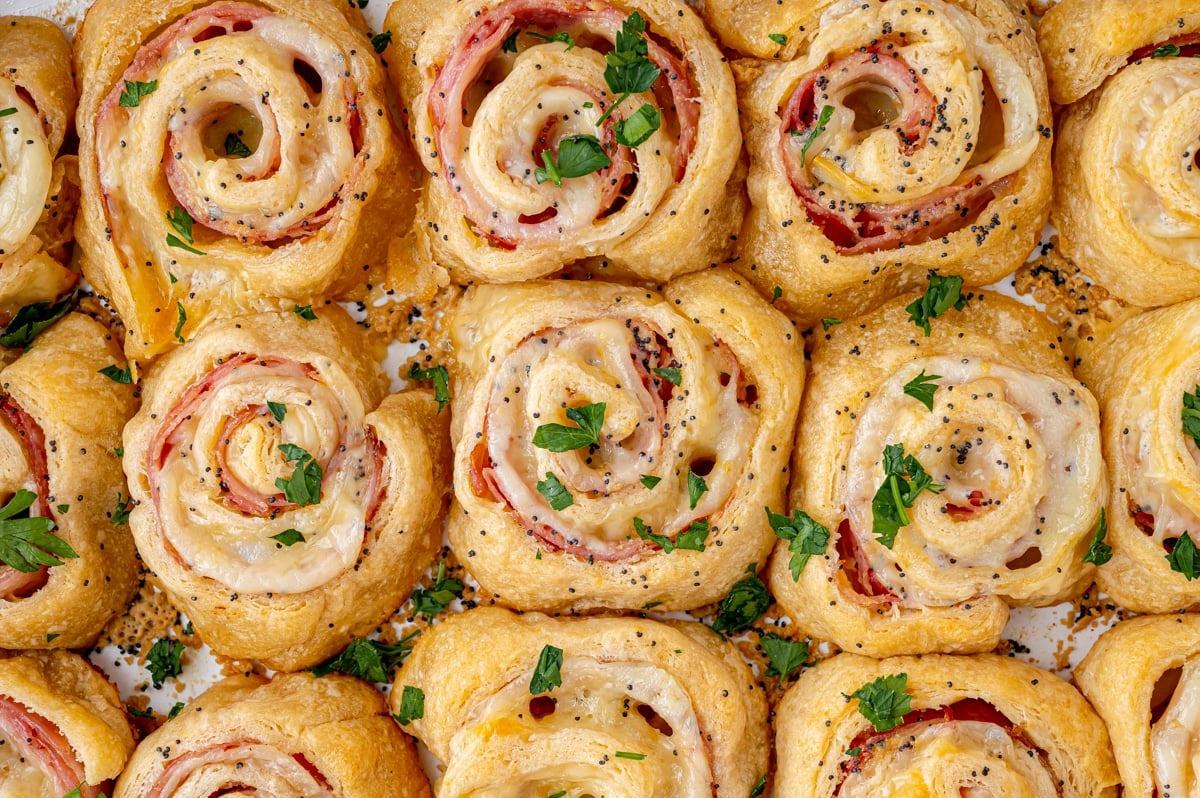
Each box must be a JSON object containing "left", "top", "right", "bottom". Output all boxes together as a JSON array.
[
  {"left": 99, "top": 363, "right": 133, "bottom": 384},
  {"left": 410, "top": 561, "right": 464, "bottom": 617},
  {"left": 768, "top": 33, "right": 788, "bottom": 45},
  {"left": 167, "top": 701, "right": 185, "bottom": 719},
  {"left": 595, "top": 12, "right": 661, "bottom": 126},
  {"left": 55, "top": 504, "right": 69, "bottom": 515},
  {"left": 530, "top": 644, "right": 563, "bottom": 694},
  {"left": 633, "top": 517, "right": 708, "bottom": 553},
  {"left": 311, "top": 635, "right": 418, "bottom": 683},
  {"left": 223, "top": 132, "right": 252, "bottom": 158},
  {"left": 847, "top": 673, "right": 911, "bottom": 731},
  {"left": 771, "top": 286, "right": 783, "bottom": 305},
  {"left": 174, "top": 301, "right": 187, "bottom": 343},
  {"left": 1153, "top": 43, "right": 1181, "bottom": 58},
  {"left": 395, "top": 685, "right": 424, "bottom": 724},
  {"left": 371, "top": 30, "right": 392, "bottom": 53},
  {"left": 1082, "top": 509, "right": 1111, "bottom": 566},
  {"left": 532, "top": 402, "right": 606, "bottom": 451},
  {"left": 711, "top": 567, "right": 770, "bottom": 634},
  {"left": 293, "top": 304, "right": 317, "bottom": 320},
  {"left": 761, "top": 632, "right": 808, "bottom": 679},
  {"left": 871, "top": 443, "right": 943, "bottom": 548},
  {"left": 640, "top": 474, "right": 661, "bottom": 489},
  {"left": 651, "top": 366, "right": 680, "bottom": 386},
  {"left": 615, "top": 751, "right": 646, "bottom": 760},
  {"left": 903, "top": 370, "right": 941, "bottom": 411},
  {"left": 794, "top": 104, "right": 833, "bottom": 166},
  {"left": 408, "top": 362, "right": 451, "bottom": 412},
  {"left": 125, "top": 704, "right": 154, "bottom": 718},
  {"left": 906, "top": 272, "right": 968, "bottom": 336},
  {"left": 536, "top": 471, "right": 574, "bottom": 511},
  {"left": 267, "top": 401, "right": 286, "bottom": 422},
  {"left": 687, "top": 469, "right": 708, "bottom": 510},
  {"left": 766, "top": 507, "right": 830, "bottom": 580},
  {"left": 821, "top": 318, "right": 842, "bottom": 331},
  {"left": 547, "top": 792, "right": 568, "bottom": 798},
  {"left": 535, "top": 135, "right": 611, "bottom": 186},
  {"left": 275, "top": 443, "right": 322, "bottom": 506},
  {"left": 110, "top": 492, "right": 132, "bottom": 525},
  {"left": 1168, "top": 532, "right": 1200, "bottom": 581},
  {"left": 166, "top": 206, "right": 205, "bottom": 255},
  {"left": 526, "top": 30, "right": 575, "bottom": 49},
  {"left": 269, "top": 529, "right": 305, "bottom": 547},
  {"left": 502, "top": 29, "right": 521, "bottom": 52},
  {"left": 145, "top": 638, "right": 185, "bottom": 688},
  {"left": 615, "top": 103, "right": 661, "bottom": 148},
  {"left": 750, "top": 775, "right": 767, "bottom": 798},
  {"left": 1182, "top": 386, "right": 1200, "bottom": 447},
  {"left": 0, "top": 490, "right": 76, "bottom": 573},
  {"left": 119, "top": 79, "right": 158, "bottom": 108},
  {"left": 0, "top": 298, "right": 73, "bottom": 348},
  {"left": 0, "top": 108, "right": 15, "bottom": 118}
]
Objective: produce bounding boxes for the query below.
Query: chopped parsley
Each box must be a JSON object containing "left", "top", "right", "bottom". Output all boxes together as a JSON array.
[
  {"left": 1168, "top": 532, "right": 1200, "bottom": 581},
  {"left": 595, "top": 12, "right": 661, "bottom": 126},
  {"left": 119, "top": 79, "right": 158, "bottom": 108},
  {"left": 1153, "top": 43, "right": 1181, "bottom": 58},
  {"left": 687, "top": 469, "right": 709, "bottom": 510},
  {"left": 906, "top": 272, "right": 968, "bottom": 336},
  {"left": 536, "top": 471, "right": 574, "bottom": 511},
  {"left": 903, "top": 369, "right": 941, "bottom": 411},
  {"left": 711, "top": 567, "right": 770, "bottom": 634},
  {"left": 394, "top": 685, "right": 425, "bottom": 724},
  {"left": 760, "top": 632, "right": 808, "bottom": 679},
  {"left": 269, "top": 529, "right": 305, "bottom": 547},
  {"left": 371, "top": 30, "right": 392, "bottom": 53},
  {"left": 410, "top": 561, "right": 464, "bottom": 617},
  {"left": 145, "top": 638, "right": 185, "bottom": 688},
  {"left": 1082, "top": 509, "right": 1111, "bottom": 566},
  {"left": 311, "top": 634, "right": 418, "bottom": 683},
  {"left": 408, "top": 362, "right": 451, "bottom": 412},
  {"left": 293, "top": 304, "right": 317, "bottom": 320},
  {"left": 650, "top": 366, "right": 681, "bottom": 386},
  {"left": 173, "top": 301, "right": 188, "bottom": 343},
  {"left": 794, "top": 104, "right": 833, "bottom": 166},
  {"left": 614, "top": 751, "right": 646, "bottom": 760},
  {"left": 847, "top": 673, "right": 912, "bottom": 731},
  {"left": 166, "top": 206, "right": 205, "bottom": 256},
  {"left": 0, "top": 298, "right": 73, "bottom": 348},
  {"left": 1182, "top": 386, "right": 1200, "bottom": 447},
  {"left": 223, "top": 132, "right": 252, "bottom": 158},
  {"left": 768, "top": 32, "right": 788, "bottom": 45},
  {"left": 871, "top": 443, "right": 943, "bottom": 548},
  {"left": 532, "top": 402, "right": 606, "bottom": 451},
  {"left": 99, "top": 363, "right": 133, "bottom": 384},
  {"left": 633, "top": 517, "right": 708, "bottom": 553},
  {"left": 614, "top": 103, "right": 661, "bottom": 148},
  {"left": 529, "top": 644, "right": 563, "bottom": 694},
  {"left": 640, "top": 474, "right": 661, "bottom": 490},
  {"left": 110, "top": 492, "right": 132, "bottom": 525},
  {"left": 275, "top": 443, "right": 322, "bottom": 506},
  {"left": 766, "top": 507, "right": 830, "bottom": 580},
  {"left": 535, "top": 135, "right": 611, "bottom": 187},
  {"left": 0, "top": 490, "right": 77, "bottom": 573}
]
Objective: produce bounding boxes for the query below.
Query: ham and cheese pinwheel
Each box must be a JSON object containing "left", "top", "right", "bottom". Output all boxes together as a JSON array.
[
  {"left": 776, "top": 652, "right": 1119, "bottom": 798},
  {"left": 1076, "top": 615, "right": 1200, "bottom": 798},
  {"left": 122, "top": 309, "right": 449, "bottom": 671},
  {"left": 114, "top": 672, "right": 430, "bottom": 798},
  {"left": 448, "top": 270, "right": 803, "bottom": 611},
  {"left": 386, "top": 0, "right": 743, "bottom": 284},
  {"left": 708, "top": 0, "right": 1051, "bottom": 328},
  {"left": 0, "top": 650, "right": 135, "bottom": 798},
  {"left": 0, "top": 17, "right": 80, "bottom": 352},
  {"left": 0, "top": 314, "right": 139, "bottom": 649},
  {"left": 393, "top": 607, "right": 767, "bottom": 797},
  {"left": 769, "top": 288, "right": 1105, "bottom": 656},
  {"left": 1077, "top": 300, "right": 1200, "bottom": 613},
  {"left": 1041, "top": 0, "right": 1200, "bottom": 307},
  {"left": 75, "top": 0, "right": 418, "bottom": 363}
]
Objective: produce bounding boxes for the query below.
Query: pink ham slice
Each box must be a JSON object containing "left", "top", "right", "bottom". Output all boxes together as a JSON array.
[
  {"left": 0, "top": 395, "right": 53, "bottom": 599},
  {"left": 0, "top": 694, "right": 106, "bottom": 797}
]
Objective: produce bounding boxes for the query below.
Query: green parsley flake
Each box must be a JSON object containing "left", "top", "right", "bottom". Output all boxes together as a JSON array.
[
  {"left": 847, "top": 673, "right": 912, "bottom": 731},
  {"left": 532, "top": 402, "right": 606, "bottom": 451},
  {"left": 395, "top": 685, "right": 425, "bottom": 724},
  {"left": 410, "top": 561, "right": 464, "bottom": 617},
  {"left": 535, "top": 135, "right": 611, "bottom": 187},
  {"left": 1082, "top": 509, "right": 1111, "bottom": 566},
  {"left": 311, "top": 635, "right": 418, "bottom": 682},
  {"left": 529, "top": 644, "right": 564, "bottom": 695},
  {"left": 146, "top": 638, "right": 185, "bottom": 688},
  {"left": 536, "top": 471, "right": 574, "bottom": 511},
  {"left": 711, "top": 568, "right": 770, "bottom": 634},
  {"left": 408, "top": 362, "right": 452, "bottom": 412},
  {"left": 906, "top": 272, "right": 968, "bottom": 336},
  {"left": 903, "top": 369, "right": 942, "bottom": 412},
  {"left": 119, "top": 79, "right": 158, "bottom": 108},
  {"left": 0, "top": 490, "right": 77, "bottom": 573},
  {"left": 1168, "top": 531, "right": 1200, "bottom": 581},
  {"left": 766, "top": 507, "right": 830, "bottom": 580},
  {"left": 760, "top": 632, "right": 809, "bottom": 679},
  {"left": 270, "top": 529, "right": 305, "bottom": 547}
]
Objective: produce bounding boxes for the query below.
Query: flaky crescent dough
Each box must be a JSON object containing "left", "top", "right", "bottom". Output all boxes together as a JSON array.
[
  {"left": 0, "top": 650, "right": 135, "bottom": 796},
  {"left": 74, "top": 0, "right": 419, "bottom": 362},
  {"left": 393, "top": 606, "right": 767, "bottom": 797},
  {"left": 387, "top": 0, "right": 743, "bottom": 283},
  {"left": 712, "top": 0, "right": 1051, "bottom": 328},
  {"left": 0, "top": 314, "right": 139, "bottom": 649},
  {"left": 1042, "top": 0, "right": 1200, "bottom": 307},
  {"left": 448, "top": 269, "right": 804, "bottom": 611},
  {"left": 114, "top": 672, "right": 430, "bottom": 798},
  {"left": 122, "top": 309, "right": 450, "bottom": 670},
  {"left": 775, "top": 652, "right": 1119, "bottom": 797},
  {"left": 769, "top": 289, "right": 1105, "bottom": 656},
  {"left": 1076, "top": 300, "right": 1200, "bottom": 613}
]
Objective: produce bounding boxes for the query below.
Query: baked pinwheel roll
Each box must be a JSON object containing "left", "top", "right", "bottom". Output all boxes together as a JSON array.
[
  {"left": 1041, "top": 0, "right": 1200, "bottom": 307},
  {"left": 1076, "top": 300, "right": 1200, "bottom": 613},
  {"left": 122, "top": 308, "right": 449, "bottom": 671},
  {"left": 0, "top": 17, "right": 80, "bottom": 346},
  {"left": 0, "top": 650, "right": 136, "bottom": 798},
  {"left": 448, "top": 269, "right": 803, "bottom": 611},
  {"left": 776, "top": 652, "right": 1120, "bottom": 797},
  {"left": 75, "top": 0, "right": 417, "bottom": 363},
  {"left": 114, "top": 672, "right": 430, "bottom": 798},
  {"left": 714, "top": 0, "right": 1051, "bottom": 327},
  {"left": 387, "top": 0, "right": 743, "bottom": 284},
  {"left": 394, "top": 607, "right": 767, "bottom": 797},
  {"left": 0, "top": 313, "right": 139, "bottom": 649},
  {"left": 769, "top": 286, "right": 1105, "bottom": 655},
  {"left": 1076, "top": 614, "right": 1200, "bottom": 798}
]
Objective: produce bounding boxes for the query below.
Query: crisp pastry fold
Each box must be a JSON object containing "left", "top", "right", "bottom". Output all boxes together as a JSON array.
[
  {"left": 1076, "top": 300, "right": 1200, "bottom": 613},
  {"left": 769, "top": 289, "right": 1105, "bottom": 655},
  {"left": 0, "top": 17, "right": 81, "bottom": 343},
  {"left": 114, "top": 672, "right": 430, "bottom": 798},
  {"left": 448, "top": 269, "right": 804, "bottom": 611},
  {"left": 386, "top": 0, "right": 743, "bottom": 284},
  {"left": 393, "top": 606, "right": 767, "bottom": 797},
  {"left": 1075, "top": 614, "right": 1200, "bottom": 798},
  {"left": 711, "top": 0, "right": 1051, "bottom": 327},
  {"left": 1041, "top": 0, "right": 1200, "bottom": 307},
  {"left": 122, "top": 308, "right": 449, "bottom": 670},
  {"left": 775, "top": 652, "right": 1119, "bottom": 798},
  {"left": 0, "top": 313, "right": 139, "bottom": 649},
  {"left": 75, "top": 0, "right": 418, "bottom": 362},
  {"left": 0, "top": 650, "right": 136, "bottom": 798}
]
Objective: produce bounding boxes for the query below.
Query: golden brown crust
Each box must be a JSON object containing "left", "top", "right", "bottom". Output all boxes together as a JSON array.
[
  {"left": 447, "top": 269, "right": 804, "bottom": 611},
  {"left": 0, "top": 314, "right": 140, "bottom": 649},
  {"left": 122, "top": 309, "right": 450, "bottom": 670},
  {"left": 386, "top": 0, "right": 743, "bottom": 284},
  {"left": 74, "top": 0, "right": 421, "bottom": 362},
  {"left": 394, "top": 606, "right": 767, "bottom": 796},
  {"left": 770, "top": 289, "right": 1104, "bottom": 655},
  {"left": 718, "top": 0, "right": 1051, "bottom": 328},
  {"left": 114, "top": 672, "right": 431, "bottom": 797},
  {"left": 775, "top": 652, "right": 1120, "bottom": 797}
]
